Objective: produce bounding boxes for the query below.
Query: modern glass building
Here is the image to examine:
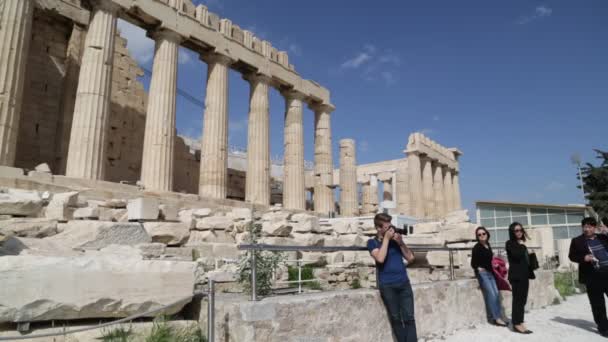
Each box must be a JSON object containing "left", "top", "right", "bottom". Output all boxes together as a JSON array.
[{"left": 475, "top": 201, "right": 593, "bottom": 250}]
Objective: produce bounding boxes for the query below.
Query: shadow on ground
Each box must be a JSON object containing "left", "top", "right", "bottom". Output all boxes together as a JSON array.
[{"left": 552, "top": 316, "right": 597, "bottom": 334}]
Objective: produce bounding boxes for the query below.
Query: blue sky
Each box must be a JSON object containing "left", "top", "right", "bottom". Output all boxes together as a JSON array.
[{"left": 117, "top": 0, "right": 608, "bottom": 217}]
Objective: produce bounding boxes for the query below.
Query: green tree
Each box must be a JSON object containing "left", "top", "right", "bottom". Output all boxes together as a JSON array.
[{"left": 580, "top": 149, "right": 608, "bottom": 218}]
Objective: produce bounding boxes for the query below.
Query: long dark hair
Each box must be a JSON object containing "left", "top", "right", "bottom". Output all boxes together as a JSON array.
[
  {"left": 508, "top": 222, "right": 529, "bottom": 242},
  {"left": 475, "top": 226, "right": 491, "bottom": 245}
]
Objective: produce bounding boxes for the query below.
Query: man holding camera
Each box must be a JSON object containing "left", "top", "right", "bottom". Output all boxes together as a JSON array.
[
  {"left": 569, "top": 217, "right": 608, "bottom": 337},
  {"left": 367, "top": 213, "right": 417, "bottom": 342}
]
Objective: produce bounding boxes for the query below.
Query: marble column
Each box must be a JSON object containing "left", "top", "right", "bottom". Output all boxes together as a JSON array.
[
  {"left": 443, "top": 168, "right": 454, "bottom": 214},
  {"left": 432, "top": 162, "right": 445, "bottom": 219},
  {"left": 141, "top": 30, "right": 180, "bottom": 192},
  {"left": 65, "top": 1, "right": 118, "bottom": 179},
  {"left": 339, "top": 139, "right": 358, "bottom": 216},
  {"left": 312, "top": 104, "right": 335, "bottom": 215},
  {"left": 282, "top": 90, "right": 306, "bottom": 210},
  {"left": 199, "top": 53, "right": 231, "bottom": 198},
  {"left": 452, "top": 172, "right": 462, "bottom": 210},
  {"left": 408, "top": 153, "right": 424, "bottom": 218},
  {"left": 245, "top": 74, "right": 271, "bottom": 205},
  {"left": 396, "top": 161, "right": 410, "bottom": 215},
  {"left": 0, "top": 0, "right": 34, "bottom": 166},
  {"left": 422, "top": 157, "right": 434, "bottom": 219},
  {"left": 361, "top": 179, "right": 377, "bottom": 215},
  {"left": 383, "top": 179, "right": 393, "bottom": 201}
]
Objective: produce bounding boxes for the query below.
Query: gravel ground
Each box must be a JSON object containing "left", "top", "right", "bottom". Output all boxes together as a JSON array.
[{"left": 427, "top": 294, "right": 607, "bottom": 342}]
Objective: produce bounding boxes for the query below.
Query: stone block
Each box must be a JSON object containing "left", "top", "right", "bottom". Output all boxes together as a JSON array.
[
  {"left": 101, "top": 199, "right": 127, "bottom": 208},
  {"left": 291, "top": 233, "right": 325, "bottom": 246},
  {"left": 98, "top": 207, "right": 128, "bottom": 222},
  {"left": 73, "top": 206, "right": 99, "bottom": 219},
  {"left": 34, "top": 163, "right": 52, "bottom": 173},
  {"left": 262, "top": 220, "right": 292, "bottom": 237},
  {"left": 45, "top": 202, "right": 75, "bottom": 221},
  {"left": 178, "top": 209, "right": 196, "bottom": 228},
  {"left": 159, "top": 204, "right": 178, "bottom": 221},
  {"left": 0, "top": 189, "right": 43, "bottom": 216},
  {"left": 143, "top": 222, "right": 190, "bottom": 246},
  {"left": 439, "top": 224, "right": 476, "bottom": 243},
  {"left": 0, "top": 252, "right": 195, "bottom": 323},
  {"left": 291, "top": 213, "right": 319, "bottom": 233},
  {"left": 195, "top": 216, "right": 234, "bottom": 231},
  {"left": 0, "top": 166, "right": 24, "bottom": 178},
  {"left": 228, "top": 208, "right": 252, "bottom": 221},
  {"left": 50, "top": 191, "right": 79, "bottom": 207},
  {"left": 27, "top": 170, "right": 53, "bottom": 181},
  {"left": 186, "top": 230, "right": 235, "bottom": 245},
  {"left": 413, "top": 222, "right": 441, "bottom": 234},
  {"left": 403, "top": 234, "right": 443, "bottom": 246},
  {"left": 136, "top": 243, "right": 166, "bottom": 259},
  {"left": 444, "top": 210, "right": 470, "bottom": 224},
  {"left": 47, "top": 221, "right": 151, "bottom": 250},
  {"left": 331, "top": 219, "right": 358, "bottom": 235},
  {"left": 127, "top": 198, "right": 159, "bottom": 220},
  {"left": 0, "top": 218, "right": 58, "bottom": 239}
]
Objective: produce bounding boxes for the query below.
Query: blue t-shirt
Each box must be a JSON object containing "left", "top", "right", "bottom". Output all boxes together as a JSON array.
[{"left": 367, "top": 238, "right": 409, "bottom": 285}]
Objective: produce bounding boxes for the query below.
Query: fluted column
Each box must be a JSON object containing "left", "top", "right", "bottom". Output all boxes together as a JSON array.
[
  {"left": 396, "top": 161, "right": 410, "bottom": 215},
  {"left": 443, "top": 168, "right": 454, "bottom": 213},
  {"left": 312, "top": 104, "right": 335, "bottom": 215},
  {"left": 199, "top": 53, "right": 231, "bottom": 198},
  {"left": 452, "top": 172, "right": 462, "bottom": 210},
  {"left": 422, "top": 157, "right": 434, "bottom": 218},
  {"left": 383, "top": 180, "right": 393, "bottom": 201},
  {"left": 0, "top": 0, "right": 34, "bottom": 166},
  {"left": 361, "top": 178, "right": 378, "bottom": 215},
  {"left": 245, "top": 74, "right": 271, "bottom": 205},
  {"left": 432, "top": 162, "right": 445, "bottom": 219},
  {"left": 339, "top": 139, "right": 358, "bottom": 216},
  {"left": 408, "top": 152, "right": 424, "bottom": 218},
  {"left": 141, "top": 30, "right": 180, "bottom": 191},
  {"left": 282, "top": 90, "right": 306, "bottom": 210},
  {"left": 65, "top": 1, "right": 119, "bottom": 179}
]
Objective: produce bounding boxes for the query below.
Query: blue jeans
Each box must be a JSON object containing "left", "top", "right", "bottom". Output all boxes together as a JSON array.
[
  {"left": 477, "top": 270, "right": 503, "bottom": 321},
  {"left": 379, "top": 281, "right": 418, "bottom": 342}
]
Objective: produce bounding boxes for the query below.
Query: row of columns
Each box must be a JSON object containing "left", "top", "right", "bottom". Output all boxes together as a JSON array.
[
  {"left": 0, "top": 0, "right": 336, "bottom": 214},
  {"left": 407, "top": 152, "right": 461, "bottom": 219}
]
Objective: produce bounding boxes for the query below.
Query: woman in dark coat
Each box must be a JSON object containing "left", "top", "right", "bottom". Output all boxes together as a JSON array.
[
  {"left": 471, "top": 226, "right": 508, "bottom": 326},
  {"left": 505, "top": 222, "right": 535, "bottom": 334}
]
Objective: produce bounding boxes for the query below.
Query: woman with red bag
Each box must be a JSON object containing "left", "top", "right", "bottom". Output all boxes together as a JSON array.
[{"left": 470, "top": 226, "right": 509, "bottom": 327}]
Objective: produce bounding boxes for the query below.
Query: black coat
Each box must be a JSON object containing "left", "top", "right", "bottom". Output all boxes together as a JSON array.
[
  {"left": 505, "top": 240, "right": 535, "bottom": 281},
  {"left": 568, "top": 234, "right": 608, "bottom": 285}
]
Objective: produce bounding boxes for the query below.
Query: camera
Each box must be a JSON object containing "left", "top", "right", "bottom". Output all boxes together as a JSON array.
[{"left": 389, "top": 225, "right": 413, "bottom": 236}]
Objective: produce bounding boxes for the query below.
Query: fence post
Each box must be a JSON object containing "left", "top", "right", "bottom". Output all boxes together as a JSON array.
[
  {"left": 208, "top": 280, "right": 215, "bottom": 342},
  {"left": 298, "top": 260, "right": 302, "bottom": 294},
  {"left": 251, "top": 250, "right": 257, "bottom": 301},
  {"left": 448, "top": 249, "right": 455, "bottom": 281}
]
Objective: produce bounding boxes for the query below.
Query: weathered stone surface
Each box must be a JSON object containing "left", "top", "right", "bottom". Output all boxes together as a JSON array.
[
  {"left": 50, "top": 191, "right": 79, "bottom": 207},
  {"left": 195, "top": 216, "right": 233, "bottom": 230},
  {"left": 403, "top": 234, "right": 443, "bottom": 245},
  {"left": 0, "top": 218, "right": 57, "bottom": 238},
  {"left": 444, "top": 209, "right": 470, "bottom": 224},
  {"left": 27, "top": 170, "right": 52, "bottom": 181},
  {"left": 136, "top": 243, "right": 166, "bottom": 259},
  {"left": 193, "top": 208, "right": 212, "bottom": 218},
  {"left": 186, "top": 230, "right": 235, "bottom": 244},
  {"left": 47, "top": 221, "right": 151, "bottom": 250},
  {"left": 143, "top": 222, "right": 190, "bottom": 245},
  {"left": 98, "top": 207, "right": 128, "bottom": 222},
  {"left": 34, "top": 163, "right": 51, "bottom": 173},
  {"left": 413, "top": 221, "right": 441, "bottom": 234},
  {"left": 262, "top": 211, "right": 291, "bottom": 222},
  {"left": 73, "top": 206, "right": 99, "bottom": 219},
  {"left": 331, "top": 219, "right": 358, "bottom": 235},
  {"left": 178, "top": 209, "right": 196, "bottom": 228},
  {"left": 312, "top": 222, "right": 334, "bottom": 234},
  {"left": 101, "top": 199, "right": 127, "bottom": 208},
  {"left": 159, "top": 204, "right": 178, "bottom": 221},
  {"left": 291, "top": 233, "right": 324, "bottom": 246},
  {"left": 0, "top": 236, "right": 77, "bottom": 257},
  {"left": 0, "top": 251, "right": 195, "bottom": 323},
  {"left": 228, "top": 208, "right": 252, "bottom": 221},
  {"left": 439, "top": 223, "right": 476, "bottom": 243},
  {"left": 262, "top": 220, "right": 292, "bottom": 237},
  {"left": 0, "top": 166, "right": 24, "bottom": 178},
  {"left": 0, "top": 189, "right": 43, "bottom": 216},
  {"left": 127, "top": 198, "right": 159, "bottom": 220},
  {"left": 326, "top": 233, "right": 366, "bottom": 247},
  {"left": 291, "top": 213, "right": 319, "bottom": 233}
]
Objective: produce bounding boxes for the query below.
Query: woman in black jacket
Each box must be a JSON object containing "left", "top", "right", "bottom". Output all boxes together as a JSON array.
[
  {"left": 471, "top": 226, "right": 508, "bottom": 327},
  {"left": 505, "top": 222, "right": 534, "bottom": 334}
]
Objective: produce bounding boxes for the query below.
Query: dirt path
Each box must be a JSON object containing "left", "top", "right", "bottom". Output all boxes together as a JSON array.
[{"left": 427, "top": 294, "right": 606, "bottom": 341}]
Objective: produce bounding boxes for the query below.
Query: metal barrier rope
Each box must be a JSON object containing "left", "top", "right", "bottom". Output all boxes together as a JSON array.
[{"left": 0, "top": 285, "right": 214, "bottom": 341}]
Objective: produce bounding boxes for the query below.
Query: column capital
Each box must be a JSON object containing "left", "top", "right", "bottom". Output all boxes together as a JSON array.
[
  {"left": 281, "top": 89, "right": 307, "bottom": 101},
  {"left": 309, "top": 102, "right": 335, "bottom": 113},
  {"left": 243, "top": 72, "right": 273, "bottom": 85},
  {"left": 147, "top": 28, "right": 182, "bottom": 43},
  {"left": 200, "top": 52, "right": 233, "bottom": 66},
  {"left": 90, "top": 0, "right": 121, "bottom": 14}
]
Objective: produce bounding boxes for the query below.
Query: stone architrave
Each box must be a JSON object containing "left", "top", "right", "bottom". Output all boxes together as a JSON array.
[
  {"left": 339, "top": 139, "right": 358, "bottom": 216},
  {"left": 199, "top": 53, "right": 232, "bottom": 198},
  {"left": 421, "top": 157, "right": 434, "bottom": 219},
  {"left": 282, "top": 90, "right": 306, "bottom": 210},
  {"left": 443, "top": 168, "right": 454, "bottom": 213},
  {"left": 312, "top": 104, "right": 335, "bottom": 215},
  {"left": 65, "top": 1, "right": 119, "bottom": 179},
  {"left": 408, "top": 153, "right": 424, "bottom": 218},
  {"left": 140, "top": 30, "right": 181, "bottom": 192},
  {"left": 432, "top": 162, "right": 445, "bottom": 219},
  {"left": 245, "top": 74, "right": 271, "bottom": 205},
  {"left": 452, "top": 172, "right": 462, "bottom": 211},
  {"left": 0, "top": 0, "right": 34, "bottom": 166}
]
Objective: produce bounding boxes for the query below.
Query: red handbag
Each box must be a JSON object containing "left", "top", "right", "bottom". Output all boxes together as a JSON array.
[{"left": 492, "top": 256, "right": 512, "bottom": 291}]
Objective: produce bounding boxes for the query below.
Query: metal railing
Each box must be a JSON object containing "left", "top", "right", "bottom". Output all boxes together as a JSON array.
[
  {"left": 0, "top": 281, "right": 217, "bottom": 342},
  {"left": 238, "top": 243, "right": 543, "bottom": 300}
]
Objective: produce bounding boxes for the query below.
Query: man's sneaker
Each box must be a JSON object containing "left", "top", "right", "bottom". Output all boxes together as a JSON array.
[{"left": 599, "top": 330, "right": 608, "bottom": 338}]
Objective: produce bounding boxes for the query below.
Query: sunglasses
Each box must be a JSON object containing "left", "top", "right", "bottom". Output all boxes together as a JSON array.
[
  {"left": 514, "top": 229, "right": 523, "bottom": 232},
  {"left": 477, "top": 232, "right": 487, "bottom": 237}
]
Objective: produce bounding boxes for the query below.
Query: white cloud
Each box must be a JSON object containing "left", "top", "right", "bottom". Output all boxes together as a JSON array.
[
  {"left": 545, "top": 181, "right": 565, "bottom": 191},
  {"left": 117, "top": 19, "right": 154, "bottom": 64},
  {"left": 517, "top": 5, "right": 553, "bottom": 24},
  {"left": 419, "top": 128, "right": 435, "bottom": 136},
  {"left": 229, "top": 118, "right": 248, "bottom": 134},
  {"left": 380, "top": 71, "right": 397, "bottom": 85},
  {"left": 178, "top": 47, "right": 195, "bottom": 65},
  {"left": 288, "top": 43, "right": 302, "bottom": 57},
  {"left": 341, "top": 52, "right": 373, "bottom": 69},
  {"left": 339, "top": 45, "right": 401, "bottom": 85}
]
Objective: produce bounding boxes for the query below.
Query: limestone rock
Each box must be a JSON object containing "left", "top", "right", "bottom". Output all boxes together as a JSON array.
[
  {"left": 261, "top": 211, "right": 291, "bottom": 222},
  {"left": 193, "top": 208, "right": 212, "bottom": 218},
  {"left": 0, "top": 253, "right": 195, "bottom": 323},
  {"left": 291, "top": 233, "right": 324, "bottom": 246},
  {"left": 137, "top": 243, "right": 167, "bottom": 259},
  {"left": 0, "top": 236, "right": 78, "bottom": 257},
  {"left": 413, "top": 222, "right": 441, "bottom": 235},
  {"left": 101, "top": 199, "right": 127, "bottom": 208},
  {"left": 34, "top": 163, "right": 52, "bottom": 173},
  {"left": 195, "top": 216, "right": 233, "bottom": 231},
  {"left": 262, "top": 220, "right": 292, "bottom": 237},
  {"left": 98, "top": 207, "right": 128, "bottom": 222},
  {"left": 312, "top": 222, "right": 334, "bottom": 234},
  {"left": 0, "top": 166, "right": 24, "bottom": 178},
  {"left": 186, "top": 230, "right": 235, "bottom": 244},
  {"left": 178, "top": 209, "right": 196, "bottom": 228},
  {"left": 127, "top": 198, "right": 159, "bottom": 220},
  {"left": 444, "top": 210, "right": 470, "bottom": 224},
  {"left": 331, "top": 219, "right": 358, "bottom": 235},
  {"left": 159, "top": 204, "right": 178, "bottom": 221},
  {"left": 50, "top": 191, "right": 79, "bottom": 207},
  {"left": 143, "top": 222, "right": 190, "bottom": 246},
  {"left": 228, "top": 208, "right": 252, "bottom": 221},
  {"left": 0, "top": 189, "right": 43, "bottom": 216},
  {"left": 73, "top": 206, "right": 99, "bottom": 219},
  {"left": 0, "top": 218, "right": 58, "bottom": 238},
  {"left": 439, "top": 223, "right": 476, "bottom": 243},
  {"left": 290, "top": 213, "right": 319, "bottom": 233},
  {"left": 48, "top": 221, "right": 151, "bottom": 250}
]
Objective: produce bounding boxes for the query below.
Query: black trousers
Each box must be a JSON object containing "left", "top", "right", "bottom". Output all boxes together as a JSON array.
[
  {"left": 586, "top": 273, "right": 608, "bottom": 332},
  {"left": 511, "top": 278, "right": 529, "bottom": 325}
]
